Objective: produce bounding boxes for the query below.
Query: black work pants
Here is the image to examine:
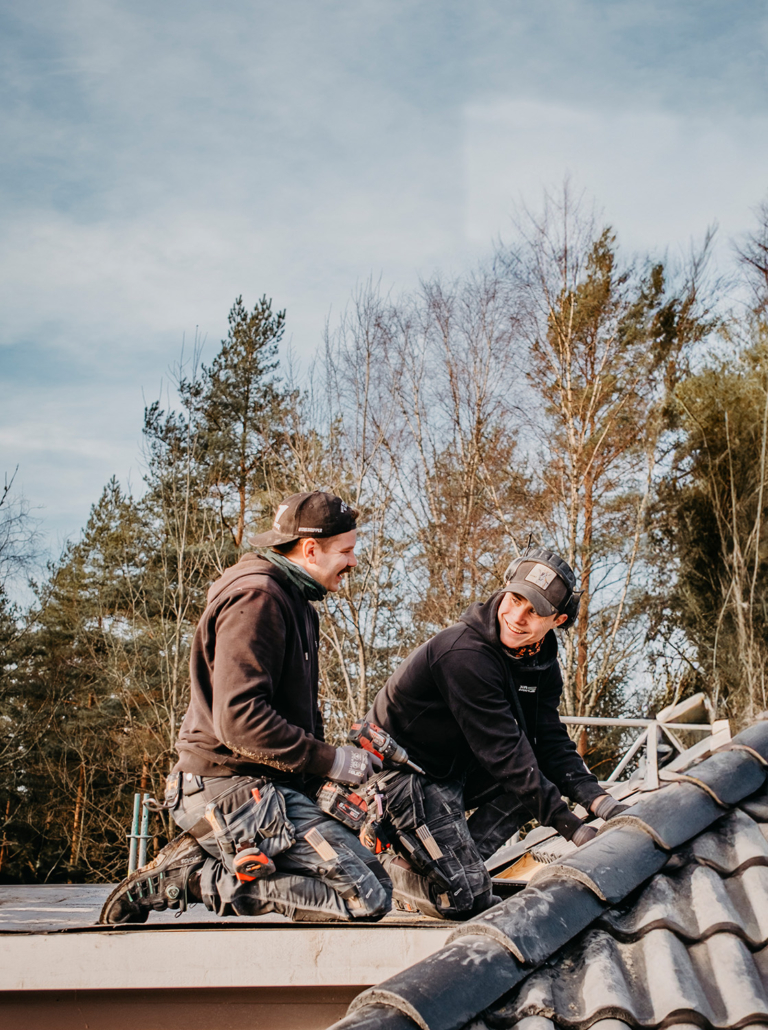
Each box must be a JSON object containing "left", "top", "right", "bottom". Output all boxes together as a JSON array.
[
  {"left": 171, "top": 775, "right": 391, "bottom": 922},
  {"left": 379, "top": 772, "right": 526, "bottom": 921}
]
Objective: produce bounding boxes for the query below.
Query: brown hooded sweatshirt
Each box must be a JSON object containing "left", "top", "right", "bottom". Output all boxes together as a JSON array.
[{"left": 173, "top": 553, "right": 337, "bottom": 780}]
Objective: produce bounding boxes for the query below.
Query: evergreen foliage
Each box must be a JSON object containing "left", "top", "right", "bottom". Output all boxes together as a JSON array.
[{"left": 3, "top": 192, "right": 768, "bottom": 882}]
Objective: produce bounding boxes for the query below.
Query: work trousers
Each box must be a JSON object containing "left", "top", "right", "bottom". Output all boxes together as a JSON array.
[
  {"left": 170, "top": 774, "right": 392, "bottom": 922},
  {"left": 380, "top": 771, "right": 526, "bottom": 921}
]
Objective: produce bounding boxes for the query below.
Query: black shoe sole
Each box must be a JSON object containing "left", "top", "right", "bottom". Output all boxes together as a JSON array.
[{"left": 98, "top": 833, "right": 204, "bottom": 925}]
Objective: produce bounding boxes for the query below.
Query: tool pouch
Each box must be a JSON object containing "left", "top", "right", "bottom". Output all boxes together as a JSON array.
[{"left": 204, "top": 779, "right": 296, "bottom": 873}]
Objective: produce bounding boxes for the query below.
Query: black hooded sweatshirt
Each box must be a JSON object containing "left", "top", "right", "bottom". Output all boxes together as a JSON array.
[
  {"left": 174, "top": 553, "right": 337, "bottom": 780},
  {"left": 368, "top": 592, "right": 604, "bottom": 839}
]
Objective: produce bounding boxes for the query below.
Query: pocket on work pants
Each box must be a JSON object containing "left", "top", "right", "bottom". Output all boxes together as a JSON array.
[
  {"left": 205, "top": 779, "right": 296, "bottom": 871},
  {"left": 383, "top": 775, "right": 453, "bottom": 881},
  {"left": 385, "top": 774, "right": 479, "bottom": 911},
  {"left": 382, "top": 772, "right": 427, "bottom": 833}
]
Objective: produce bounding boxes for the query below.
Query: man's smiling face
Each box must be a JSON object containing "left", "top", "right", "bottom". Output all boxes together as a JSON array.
[
  {"left": 497, "top": 591, "right": 567, "bottom": 648},
  {"left": 299, "top": 530, "right": 358, "bottom": 591}
]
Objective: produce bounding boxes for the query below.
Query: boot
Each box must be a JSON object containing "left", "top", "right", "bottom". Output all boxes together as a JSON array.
[{"left": 99, "top": 832, "right": 205, "bottom": 924}]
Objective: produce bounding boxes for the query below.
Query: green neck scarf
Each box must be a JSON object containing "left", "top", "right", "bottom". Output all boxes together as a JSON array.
[{"left": 261, "top": 550, "right": 328, "bottom": 602}]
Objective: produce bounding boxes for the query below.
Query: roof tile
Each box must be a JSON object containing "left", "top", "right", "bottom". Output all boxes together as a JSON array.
[
  {"left": 739, "top": 787, "right": 768, "bottom": 822},
  {"left": 446, "top": 879, "right": 604, "bottom": 965},
  {"left": 486, "top": 929, "right": 768, "bottom": 1029},
  {"left": 350, "top": 935, "right": 524, "bottom": 1030},
  {"left": 678, "top": 807, "right": 768, "bottom": 874},
  {"left": 725, "top": 722, "right": 768, "bottom": 764},
  {"left": 527, "top": 827, "right": 667, "bottom": 904},
  {"left": 329, "top": 1006, "right": 420, "bottom": 1030},
  {"left": 606, "top": 781, "right": 725, "bottom": 849},
  {"left": 599, "top": 862, "right": 768, "bottom": 946},
  {"left": 672, "top": 750, "right": 766, "bottom": 806}
]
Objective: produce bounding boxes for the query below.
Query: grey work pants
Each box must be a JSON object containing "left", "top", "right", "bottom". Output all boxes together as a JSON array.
[
  {"left": 381, "top": 773, "right": 525, "bottom": 921},
  {"left": 171, "top": 775, "right": 391, "bottom": 922}
]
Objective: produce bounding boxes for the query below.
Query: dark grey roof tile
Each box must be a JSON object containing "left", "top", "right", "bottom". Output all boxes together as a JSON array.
[
  {"left": 350, "top": 935, "right": 525, "bottom": 1030},
  {"left": 681, "top": 808, "right": 768, "bottom": 873},
  {"left": 729, "top": 721, "right": 768, "bottom": 762},
  {"left": 739, "top": 786, "right": 768, "bottom": 822},
  {"left": 527, "top": 827, "right": 667, "bottom": 904},
  {"left": 673, "top": 750, "right": 766, "bottom": 806},
  {"left": 599, "top": 862, "right": 768, "bottom": 947},
  {"left": 483, "top": 928, "right": 768, "bottom": 1029},
  {"left": 446, "top": 878, "right": 604, "bottom": 965},
  {"left": 607, "top": 781, "right": 724, "bottom": 849},
  {"left": 328, "top": 1005, "right": 420, "bottom": 1030}
]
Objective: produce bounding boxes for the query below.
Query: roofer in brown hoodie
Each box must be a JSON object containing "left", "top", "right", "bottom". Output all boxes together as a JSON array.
[
  {"left": 100, "top": 492, "right": 392, "bottom": 924},
  {"left": 368, "top": 547, "right": 626, "bottom": 920}
]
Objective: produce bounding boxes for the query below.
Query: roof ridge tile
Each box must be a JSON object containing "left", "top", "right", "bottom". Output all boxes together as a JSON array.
[
  {"left": 445, "top": 879, "right": 604, "bottom": 964},
  {"left": 606, "top": 783, "right": 729, "bottom": 851},
  {"left": 526, "top": 827, "right": 667, "bottom": 904},
  {"left": 329, "top": 1005, "right": 420, "bottom": 1030},
  {"left": 669, "top": 751, "right": 766, "bottom": 807},
  {"left": 348, "top": 935, "right": 526, "bottom": 1030},
  {"left": 721, "top": 722, "right": 768, "bottom": 764}
]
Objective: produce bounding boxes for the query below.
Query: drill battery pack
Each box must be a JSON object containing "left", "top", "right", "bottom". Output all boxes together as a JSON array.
[{"left": 316, "top": 781, "right": 369, "bottom": 832}]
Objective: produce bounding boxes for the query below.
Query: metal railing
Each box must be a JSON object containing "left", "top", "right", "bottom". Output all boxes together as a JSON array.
[
  {"left": 127, "top": 792, "right": 152, "bottom": 874},
  {"left": 560, "top": 710, "right": 730, "bottom": 791}
]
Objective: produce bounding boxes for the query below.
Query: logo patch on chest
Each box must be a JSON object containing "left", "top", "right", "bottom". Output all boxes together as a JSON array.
[{"left": 518, "top": 684, "right": 538, "bottom": 693}]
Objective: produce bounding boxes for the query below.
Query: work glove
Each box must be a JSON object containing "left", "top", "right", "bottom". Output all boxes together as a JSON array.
[
  {"left": 328, "top": 745, "right": 383, "bottom": 785},
  {"left": 571, "top": 823, "right": 598, "bottom": 847},
  {"left": 591, "top": 795, "right": 629, "bottom": 820}
]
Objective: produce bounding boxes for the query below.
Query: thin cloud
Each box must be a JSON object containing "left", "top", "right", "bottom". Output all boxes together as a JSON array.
[{"left": 1, "top": 0, "right": 766, "bottom": 568}]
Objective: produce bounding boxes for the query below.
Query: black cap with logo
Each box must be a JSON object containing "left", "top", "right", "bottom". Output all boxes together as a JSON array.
[
  {"left": 249, "top": 492, "right": 358, "bottom": 548},
  {"left": 502, "top": 547, "right": 580, "bottom": 620}
]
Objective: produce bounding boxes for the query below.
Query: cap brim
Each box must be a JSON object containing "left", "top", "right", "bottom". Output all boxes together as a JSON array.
[
  {"left": 248, "top": 529, "right": 302, "bottom": 547},
  {"left": 501, "top": 582, "right": 558, "bottom": 617}
]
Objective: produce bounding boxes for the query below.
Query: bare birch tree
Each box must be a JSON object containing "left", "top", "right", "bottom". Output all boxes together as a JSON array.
[
  {"left": 501, "top": 186, "right": 709, "bottom": 747},
  {"left": 377, "top": 270, "right": 535, "bottom": 632}
]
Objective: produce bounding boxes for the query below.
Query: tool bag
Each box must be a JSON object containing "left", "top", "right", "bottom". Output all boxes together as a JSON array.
[{"left": 170, "top": 775, "right": 296, "bottom": 877}]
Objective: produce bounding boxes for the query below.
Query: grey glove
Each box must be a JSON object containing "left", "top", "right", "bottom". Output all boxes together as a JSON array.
[
  {"left": 571, "top": 823, "right": 598, "bottom": 847},
  {"left": 328, "top": 745, "right": 383, "bottom": 785},
  {"left": 592, "top": 795, "right": 629, "bottom": 820}
]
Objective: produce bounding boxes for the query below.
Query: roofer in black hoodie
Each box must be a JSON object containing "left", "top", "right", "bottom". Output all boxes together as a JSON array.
[
  {"left": 368, "top": 547, "right": 626, "bottom": 920},
  {"left": 100, "top": 492, "right": 392, "bottom": 924}
]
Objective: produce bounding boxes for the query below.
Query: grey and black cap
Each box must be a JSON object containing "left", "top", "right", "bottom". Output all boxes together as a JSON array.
[
  {"left": 502, "top": 548, "right": 579, "bottom": 619},
  {"left": 249, "top": 491, "right": 358, "bottom": 548}
]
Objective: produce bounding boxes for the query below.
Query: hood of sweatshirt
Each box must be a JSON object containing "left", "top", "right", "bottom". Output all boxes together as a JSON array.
[
  {"left": 206, "top": 552, "right": 289, "bottom": 607},
  {"left": 459, "top": 591, "right": 559, "bottom": 672}
]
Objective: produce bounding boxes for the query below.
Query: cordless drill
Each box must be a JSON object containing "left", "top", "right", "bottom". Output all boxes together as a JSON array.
[
  {"left": 316, "top": 721, "right": 424, "bottom": 850},
  {"left": 348, "top": 721, "right": 425, "bottom": 775}
]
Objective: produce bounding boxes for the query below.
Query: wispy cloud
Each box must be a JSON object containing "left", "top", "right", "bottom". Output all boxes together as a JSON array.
[{"left": 1, "top": 0, "right": 766, "bottom": 562}]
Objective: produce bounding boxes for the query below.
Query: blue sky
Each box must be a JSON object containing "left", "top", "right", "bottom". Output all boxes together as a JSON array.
[{"left": 2, "top": 0, "right": 768, "bottom": 576}]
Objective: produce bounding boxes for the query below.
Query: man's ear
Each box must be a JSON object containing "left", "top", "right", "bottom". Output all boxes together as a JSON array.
[
  {"left": 300, "top": 537, "right": 319, "bottom": 564},
  {"left": 554, "top": 612, "right": 568, "bottom": 628}
]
